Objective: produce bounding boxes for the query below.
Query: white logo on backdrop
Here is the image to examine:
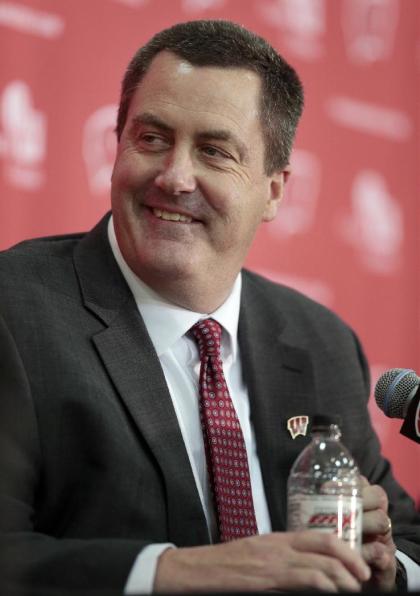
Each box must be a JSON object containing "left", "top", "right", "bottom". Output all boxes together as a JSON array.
[
  {"left": 257, "top": 0, "right": 326, "bottom": 60},
  {"left": 326, "top": 96, "right": 412, "bottom": 141},
  {"left": 0, "top": 80, "right": 46, "bottom": 190},
  {"left": 0, "top": 2, "right": 64, "bottom": 38},
  {"left": 339, "top": 170, "right": 403, "bottom": 274},
  {"left": 82, "top": 105, "right": 118, "bottom": 196},
  {"left": 270, "top": 149, "right": 321, "bottom": 237},
  {"left": 182, "top": 0, "right": 225, "bottom": 11},
  {"left": 258, "top": 268, "right": 334, "bottom": 308},
  {"left": 341, "top": 0, "right": 399, "bottom": 64}
]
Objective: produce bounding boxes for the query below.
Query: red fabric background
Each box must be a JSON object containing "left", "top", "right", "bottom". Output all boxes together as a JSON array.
[{"left": 1, "top": 0, "right": 419, "bottom": 503}]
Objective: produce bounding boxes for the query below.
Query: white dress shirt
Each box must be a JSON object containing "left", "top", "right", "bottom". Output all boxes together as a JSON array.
[
  {"left": 107, "top": 217, "right": 420, "bottom": 593},
  {"left": 108, "top": 218, "right": 271, "bottom": 593}
]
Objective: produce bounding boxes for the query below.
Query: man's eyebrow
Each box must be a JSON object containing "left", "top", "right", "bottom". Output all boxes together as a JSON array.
[{"left": 130, "top": 113, "right": 173, "bottom": 133}]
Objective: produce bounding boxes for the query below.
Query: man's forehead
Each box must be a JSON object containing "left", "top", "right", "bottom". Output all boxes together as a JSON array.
[
  {"left": 176, "top": 60, "right": 194, "bottom": 74},
  {"left": 147, "top": 50, "right": 260, "bottom": 84},
  {"left": 132, "top": 51, "right": 262, "bottom": 118}
]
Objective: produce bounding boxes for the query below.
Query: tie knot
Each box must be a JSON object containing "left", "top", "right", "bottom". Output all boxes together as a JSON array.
[{"left": 191, "top": 318, "right": 222, "bottom": 359}]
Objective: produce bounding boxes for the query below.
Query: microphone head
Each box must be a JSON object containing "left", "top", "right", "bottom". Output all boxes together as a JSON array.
[{"left": 375, "top": 368, "right": 420, "bottom": 418}]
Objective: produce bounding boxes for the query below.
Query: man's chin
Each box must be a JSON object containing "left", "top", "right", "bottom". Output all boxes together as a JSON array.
[{"left": 132, "top": 255, "right": 200, "bottom": 284}]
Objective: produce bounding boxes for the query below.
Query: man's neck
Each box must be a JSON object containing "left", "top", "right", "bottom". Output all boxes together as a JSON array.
[
  {"left": 107, "top": 216, "right": 239, "bottom": 314},
  {"left": 135, "top": 272, "right": 235, "bottom": 314}
]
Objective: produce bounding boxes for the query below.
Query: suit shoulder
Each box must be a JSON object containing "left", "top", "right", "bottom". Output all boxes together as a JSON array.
[
  {"left": 0, "top": 232, "right": 87, "bottom": 303},
  {"left": 0, "top": 232, "right": 86, "bottom": 273},
  {"left": 1, "top": 232, "right": 85, "bottom": 261},
  {"left": 242, "top": 269, "right": 350, "bottom": 332}
]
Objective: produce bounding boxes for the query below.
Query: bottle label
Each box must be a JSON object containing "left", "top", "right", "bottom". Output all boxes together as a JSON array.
[{"left": 287, "top": 494, "right": 363, "bottom": 550}]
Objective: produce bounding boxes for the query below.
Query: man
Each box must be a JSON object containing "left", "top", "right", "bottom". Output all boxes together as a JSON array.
[{"left": 0, "top": 20, "right": 419, "bottom": 595}]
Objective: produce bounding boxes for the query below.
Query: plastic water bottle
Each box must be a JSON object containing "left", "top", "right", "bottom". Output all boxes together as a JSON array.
[{"left": 287, "top": 414, "right": 362, "bottom": 550}]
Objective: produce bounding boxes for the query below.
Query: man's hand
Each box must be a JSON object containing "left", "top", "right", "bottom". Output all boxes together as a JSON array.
[
  {"left": 154, "top": 531, "right": 371, "bottom": 593},
  {"left": 361, "top": 476, "right": 397, "bottom": 591}
]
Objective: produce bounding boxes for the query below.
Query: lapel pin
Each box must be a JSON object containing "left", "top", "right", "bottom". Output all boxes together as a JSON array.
[{"left": 287, "top": 415, "right": 309, "bottom": 439}]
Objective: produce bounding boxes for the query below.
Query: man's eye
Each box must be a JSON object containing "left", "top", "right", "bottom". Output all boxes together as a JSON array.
[
  {"left": 201, "top": 145, "right": 230, "bottom": 159},
  {"left": 141, "top": 134, "right": 163, "bottom": 144},
  {"left": 137, "top": 133, "right": 169, "bottom": 150}
]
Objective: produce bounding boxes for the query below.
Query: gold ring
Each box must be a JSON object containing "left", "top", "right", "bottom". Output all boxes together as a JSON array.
[{"left": 386, "top": 516, "right": 392, "bottom": 534}]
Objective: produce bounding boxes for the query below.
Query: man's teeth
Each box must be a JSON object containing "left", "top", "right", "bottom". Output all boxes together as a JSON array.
[{"left": 152, "top": 208, "right": 192, "bottom": 223}]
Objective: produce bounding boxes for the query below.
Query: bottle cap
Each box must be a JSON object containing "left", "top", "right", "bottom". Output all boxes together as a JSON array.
[{"left": 311, "top": 414, "right": 342, "bottom": 431}]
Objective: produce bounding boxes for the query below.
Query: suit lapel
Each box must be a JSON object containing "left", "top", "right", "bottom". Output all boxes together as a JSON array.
[
  {"left": 73, "top": 215, "right": 209, "bottom": 546},
  {"left": 239, "top": 274, "right": 316, "bottom": 531},
  {"left": 72, "top": 218, "right": 316, "bottom": 540}
]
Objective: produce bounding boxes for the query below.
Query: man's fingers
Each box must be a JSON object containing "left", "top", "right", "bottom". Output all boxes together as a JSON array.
[
  {"left": 362, "top": 483, "right": 389, "bottom": 512},
  {"left": 361, "top": 477, "right": 394, "bottom": 581},
  {"left": 363, "top": 509, "right": 392, "bottom": 536},
  {"left": 294, "top": 552, "right": 363, "bottom": 592},
  {"left": 359, "top": 475, "right": 369, "bottom": 488},
  {"left": 363, "top": 541, "right": 395, "bottom": 571},
  {"left": 361, "top": 541, "right": 397, "bottom": 590},
  {"left": 286, "top": 568, "right": 339, "bottom": 593},
  {"left": 154, "top": 533, "right": 371, "bottom": 594},
  {"left": 291, "top": 531, "right": 371, "bottom": 583}
]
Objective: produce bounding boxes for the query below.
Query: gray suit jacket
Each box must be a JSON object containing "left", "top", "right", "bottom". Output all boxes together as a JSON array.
[{"left": 1, "top": 213, "right": 419, "bottom": 594}]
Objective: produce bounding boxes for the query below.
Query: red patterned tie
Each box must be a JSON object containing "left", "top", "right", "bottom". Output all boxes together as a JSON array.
[{"left": 191, "top": 318, "right": 258, "bottom": 542}]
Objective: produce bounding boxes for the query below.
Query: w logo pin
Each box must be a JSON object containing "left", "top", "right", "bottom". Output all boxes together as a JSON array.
[{"left": 287, "top": 416, "right": 309, "bottom": 439}]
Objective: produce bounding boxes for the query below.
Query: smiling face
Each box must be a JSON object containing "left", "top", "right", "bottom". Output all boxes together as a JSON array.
[{"left": 111, "top": 51, "right": 288, "bottom": 311}]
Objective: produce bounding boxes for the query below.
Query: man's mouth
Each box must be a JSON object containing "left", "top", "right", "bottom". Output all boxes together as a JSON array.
[{"left": 152, "top": 208, "right": 193, "bottom": 223}]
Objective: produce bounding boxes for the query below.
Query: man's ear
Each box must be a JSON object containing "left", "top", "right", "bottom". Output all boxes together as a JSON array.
[{"left": 262, "top": 166, "right": 291, "bottom": 222}]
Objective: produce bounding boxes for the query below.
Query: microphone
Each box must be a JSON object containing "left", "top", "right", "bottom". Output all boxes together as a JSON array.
[{"left": 375, "top": 368, "right": 420, "bottom": 443}]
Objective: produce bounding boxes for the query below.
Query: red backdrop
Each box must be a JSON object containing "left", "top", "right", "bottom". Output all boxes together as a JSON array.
[{"left": 1, "top": 0, "right": 419, "bottom": 503}]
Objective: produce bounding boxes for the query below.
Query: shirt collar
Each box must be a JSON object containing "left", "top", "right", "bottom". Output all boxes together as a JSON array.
[{"left": 107, "top": 215, "right": 241, "bottom": 359}]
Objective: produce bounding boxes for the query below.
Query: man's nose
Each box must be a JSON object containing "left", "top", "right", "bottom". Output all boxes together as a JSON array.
[{"left": 154, "top": 148, "right": 197, "bottom": 195}]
